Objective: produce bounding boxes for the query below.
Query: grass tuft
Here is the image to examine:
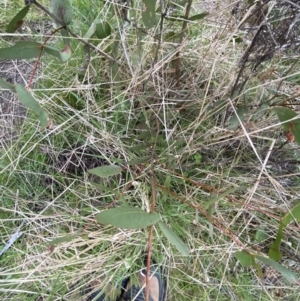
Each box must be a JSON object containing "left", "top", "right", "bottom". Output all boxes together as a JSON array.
[{"left": 1, "top": 1, "right": 300, "bottom": 300}]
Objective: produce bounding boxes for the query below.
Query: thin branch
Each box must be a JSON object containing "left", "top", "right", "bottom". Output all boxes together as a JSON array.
[
  {"left": 174, "top": 0, "right": 193, "bottom": 85},
  {"left": 145, "top": 119, "right": 160, "bottom": 301},
  {"left": 27, "top": 26, "right": 64, "bottom": 89},
  {"left": 153, "top": 0, "right": 168, "bottom": 64}
]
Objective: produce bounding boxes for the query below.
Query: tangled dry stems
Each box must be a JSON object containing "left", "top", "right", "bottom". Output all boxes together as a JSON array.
[{"left": 1, "top": 1, "right": 300, "bottom": 300}]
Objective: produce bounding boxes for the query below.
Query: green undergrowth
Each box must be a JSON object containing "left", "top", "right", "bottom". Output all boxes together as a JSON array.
[{"left": 1, "top": 0, "right": 300, "bottom": 301}]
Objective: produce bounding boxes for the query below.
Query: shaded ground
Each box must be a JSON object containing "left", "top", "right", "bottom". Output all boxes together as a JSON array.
[
  {"left": 0, "top": 60, "right": 30, "bottom": 144},
  {"left": 0, "top": 20, "right": 53, "bottom": 146}
]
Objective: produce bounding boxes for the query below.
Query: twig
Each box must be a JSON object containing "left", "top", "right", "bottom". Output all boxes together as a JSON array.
[
  {"left": 153, "top": 0, "right": 168, "bottom": 64},
  {"left": 141, "top": 1, "right": 168, "bottom": 91},
  {"left": 145, "top": 119, "right": 160, "bottom": 301},
  {"left": 155, "top": 183, "right": 248, "bottom": 250},
  {"left": 174, "top": 0, "right": 193, "bottom": 85},
  {"left": 27, "top": 26, "right": 64, "bottom": 89},
  {"left": 159, "top": 168, "right": 285, "bottom": 221}
]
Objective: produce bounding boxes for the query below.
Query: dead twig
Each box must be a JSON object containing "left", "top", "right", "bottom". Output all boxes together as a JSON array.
[
  {"left": 174, "top": 0, "right": 193, "bottom": 85},
  {"left": 145, "top": 118, "right": 160, "bottom": 301}
]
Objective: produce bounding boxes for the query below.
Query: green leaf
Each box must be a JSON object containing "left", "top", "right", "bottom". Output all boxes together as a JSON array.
[
  {"left": 273, "top": 107, "right": 300, "bottom": 144},
  {"left": 15, "top": 84, "right": 48, "bottom": 129},
  {"left": 268, "top": 203, "right": 300, "bottom": 261},
  {"left": 6, "top": 5, "right": 30, "bottom": 33},
  {"left": 229, "top": 106, "right": 248, "bottom": 129},
  {"left": 282, "top": 202, "right": 300, "bottom": 226},
  {"left": 164, "top": 31, "right": 180, "bottom": 41},
  {"left": 255, "top": 228, "right": 268, "bottom": 243},
  {"left": 15, "top": 84, "right": 42, "bottom": 113},
  {"left": 137, "top": 130, "right": 154, "bottom": 140},
  {"left": 78, "top": 45, "right": 90, "bottom": 74},
  {"left": 109, "top": 39, "right": 120, "bottom": 94},
  {"left": 234, "top": 250, "right": 254, "bottom": 267},
  {"left": 204, "top": 186, "right": 245, "bottom": 208},
  {"left": 268, "top": 223, "right": 284, "bottom": 261},
  {"left": 83, "top": 21, "right": 97, "bottom": 42},
  {"left": 254, "top": 255, "right": 298, "bottom": 284},
  {"left": 0, "top": 41, "right": 41, "bottom": 60},
  {"left": 189, "top": 12, "right": 209, "bottom": 21},
  {"left": 273, "top": 107, "right": 298, "bottom": 129},
  {"left": 269, "top": 242, "right": 282, "bottom": 261},
  {"left": 162, "top": 175, "right": 171, "bottom": 202},
  {"left": 50, "top": 0, "right": 73, "bottom": 26},
  {"left": 142, "top": 0, "right": 157, "bottom": 28},
  {"left": 0, "top": 78, "right": 16, "bottom": 91},
  {"left": 96, "top": 21, "right": 112, "bottom": 39},
  {"left": 163, "top": 175, "right": 171, "bottom": 189},
  {"left": 38, "top": 110, "right": 49, "bottom": 129},
  {"left": 60, "top": 28, "right": 71, "bottom": 45},
  {"left": 96, "top": 207, "right": 161, "bottom": 229},
  {"left": 127, "top": 155, "right": 151, "bottom": 166},
  {"left": 177, "top": 0, "right": 189, "bottom": 5},
  {"left": 253, "top": 260, "right": 263, "bottom": 278},
  {"left": 48, "top": 232, "right": 82, "bottom": 245},
  {"left": 88, "top": 165, "right": 122, "bottom": 178},
  {"left": 253, "top": 103, "right": 269, "bottom": 121},
  {"left": 165, "top": 15, "right": 187, "bottom": 22},
  {"left": 158, "top": 221, "right": 189, "bottom": 256},
  {"left": 129, "top": 143, "right": 151, "bottom": 153},
  {"left": 44, "top": 44, "right": 71, "bottom": 62}
]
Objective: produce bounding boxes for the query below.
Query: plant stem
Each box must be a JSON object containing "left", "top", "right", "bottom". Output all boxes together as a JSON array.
[
  {"left": 175, "top": 0, "right": 193, "bottom": 85},
  {"left": 32, "top": 0, "right": 118, "bottom": 63},
  {"left": 145, "top": 119, "right": 160, "bottom": 301}
]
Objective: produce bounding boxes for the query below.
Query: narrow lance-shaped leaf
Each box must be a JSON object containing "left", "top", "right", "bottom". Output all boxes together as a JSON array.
[
  {"left": 44, "top": 44, "right": 71, "bottom": 62},
  {"left": 0, "top": 78, "right": 16, "bottom": 91},
  {"left": 189, "top": 12, "right": 209, "bottom": 21},
  {"left": 234, "top": 250, "right": 254, "bottom": 267},
  {"left": 269, "top": 202, "right": 300, "bottom": 261},
  {"left": 127, "top": 155, "right": 151, "bottom": 166},
  {"left": 15, "top": 84, "right": 48, "bottom": 129},
  {"left": 83, "top": 21, "right": 97, "bottom": 42},
  {"left": 282, "top": 202, "right": 300, "bottom": 226},
  {"left": 130, "top": 143, "right": 151, "bottom": 153},
  {"left": 48, "top": 231, "right": 84, "bottom": 246},
  {"left": 269, "top": 223, "right": 284, "bottom": 261},
  {"left": 96, "top": 207, "right": 161, "bottom": 229},
  {"left": 230, "top": 106, "right": 248, "bottom": 129},
  {"left": 88, "top": 165, "right": 122, "bottom": 178},
  {"left": 0, "top": 41, "right": 41, "bottom": 60},
  {"left": 234, "top": 250, "right": 262, "bottom": 278},
  {"left": 60, "top": 29, "right": 71, "bottom": 46},
  {"left": 204, "top": 186, "right": 245, "bottom": 208},
  {"left": 165, "top": 15, "right": 187, "bottom": 22},
  {"left": 255, "top": 255, "right": 298, "bottom": 284},
  {"left": 158, "top": 221, "right": 189, "bottom": 256},
  {"left": 110, "top": 39, "right": 120, "bottom": 85},
  {"left": 7, "top": 5, "right": 31, "bottom": 33}
]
